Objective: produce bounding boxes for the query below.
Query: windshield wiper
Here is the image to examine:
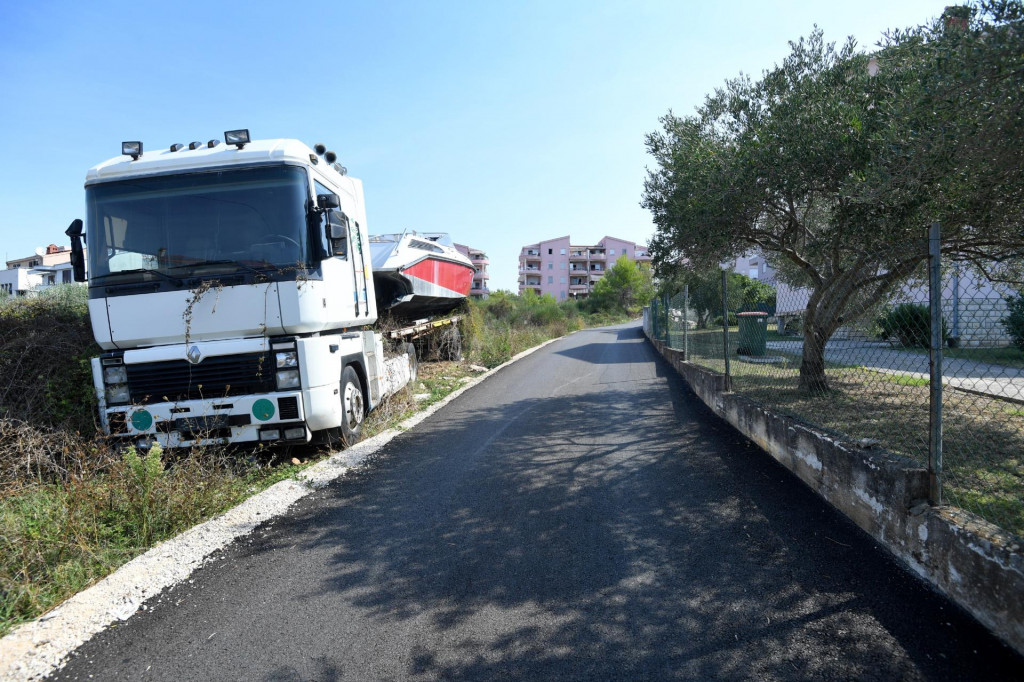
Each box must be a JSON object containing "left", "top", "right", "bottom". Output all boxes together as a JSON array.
[
  {"left": 170, "top": 259, "right": 278, "bottom": 276},
  {"left": 93, "top": 269, "right": 183, "bottom": 285}
]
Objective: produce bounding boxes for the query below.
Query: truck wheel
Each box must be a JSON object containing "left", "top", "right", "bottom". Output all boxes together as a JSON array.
[
  {"left": 340, "top": 365, "right": 365, "bottom": 446},
  {"left": 406, "top": 343, "right": 418, "bottom": 384}
]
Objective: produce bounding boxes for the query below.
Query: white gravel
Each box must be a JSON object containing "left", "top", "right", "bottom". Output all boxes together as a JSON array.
[{"left": 0, "top": 337, "right": 561, "bottom": 681}]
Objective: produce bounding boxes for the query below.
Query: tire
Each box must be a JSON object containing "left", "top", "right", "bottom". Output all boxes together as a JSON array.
[
  {"left": 405, "top": 342, "right": 418, "bottom": 384},
  {"left": 339, "top": 364, "right": 365, "bottom": 446}
]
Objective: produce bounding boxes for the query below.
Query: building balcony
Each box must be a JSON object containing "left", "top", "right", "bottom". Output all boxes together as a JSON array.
[
  {"left": 523, "top": 249, "right": 540, "bottom": 257},
  {"left": 568, "top": 283, "right": 590, "bottom": 292},
  {"left": 519, "top": 266, "right": 541, "bottom": 275},
  {"left": 471, "top": 256, "right": 489, "bottom": 267},
  {"left": 588, "top": 251, "right": 606, "bottom": 260}
]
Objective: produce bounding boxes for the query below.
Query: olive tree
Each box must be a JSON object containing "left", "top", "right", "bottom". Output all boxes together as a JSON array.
[{"left": 643, "top": 2, "right": 1023, "bottom": 391}]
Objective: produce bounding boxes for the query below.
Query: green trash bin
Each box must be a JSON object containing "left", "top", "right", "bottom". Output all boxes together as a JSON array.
[{"left": 737, "top": 311, "right": 768, "bottom": 356}]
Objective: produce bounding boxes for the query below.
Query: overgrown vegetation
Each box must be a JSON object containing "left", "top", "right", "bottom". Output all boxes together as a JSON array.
[
  {"left": 461, "top": 285, "right": 639, "bottom": 368},
  {"left": 0, "top": 285, "right": 634, "bottom": 636}
]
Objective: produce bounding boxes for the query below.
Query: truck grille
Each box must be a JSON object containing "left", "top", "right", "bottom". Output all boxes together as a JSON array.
[{"left": 126, "top": 352, "right": 275, "bottom": 404}]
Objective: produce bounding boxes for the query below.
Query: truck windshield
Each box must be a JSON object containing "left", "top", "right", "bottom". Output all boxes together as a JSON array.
[{"left": 86, "top": 165, "right": 312, "bottom": 281}]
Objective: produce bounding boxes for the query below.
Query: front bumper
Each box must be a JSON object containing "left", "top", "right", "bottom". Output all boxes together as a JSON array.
[{"left": 101, "top": 391, "right": 311, "bottom": 449}]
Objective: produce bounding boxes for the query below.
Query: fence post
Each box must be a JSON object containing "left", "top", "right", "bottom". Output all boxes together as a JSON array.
[
  {"left": 683, "top": 285, "right": 690, "bottom": 362},
  {"left": 721, "top": 268, "right": 731, "bottom": 390},
  {"left": 664, "top": 293, "right": 670, "bottom": 343},
  {"left": 928, "top": 222, "right": 944, "bottom": 505}
]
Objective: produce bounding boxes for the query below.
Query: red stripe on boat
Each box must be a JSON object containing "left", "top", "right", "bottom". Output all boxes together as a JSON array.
[{"left": 403, "top": 259, "right": 474, "bottom": 297}]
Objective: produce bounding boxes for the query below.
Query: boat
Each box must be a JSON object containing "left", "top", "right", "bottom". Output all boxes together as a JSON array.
[{"left": 369, "top": 231, "right": 475, "bottom": 318}]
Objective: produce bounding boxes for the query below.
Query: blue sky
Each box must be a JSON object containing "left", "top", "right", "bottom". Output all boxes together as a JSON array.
[{"left": 0, "top": 0, "right": 951, "bottom": 292}]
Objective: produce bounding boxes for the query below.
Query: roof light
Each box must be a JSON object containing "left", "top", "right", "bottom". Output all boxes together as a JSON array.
[
  {"left": 314, "top": 143, "right": 327, "bottom": 155},
  {"left": 224, "top": 129, "right": 250, "bottom": 149},
  {"left": 325, "top": 151, "right": 337, "bottom": 163},
  {"left": 188, "top": 141, "right": 203, "bottom": 150},
  {"left": 207, "top": 139, "right": 221, "bottom": 148},
  {"left": 122, "top": 141, "right": 143, "bottom": 160},
  {"left": 169, "top": 143, "right": 184, "bottom": 152}
]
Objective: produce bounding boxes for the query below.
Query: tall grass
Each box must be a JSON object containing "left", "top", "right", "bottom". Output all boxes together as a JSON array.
[{"left": 461, "top": 290, "right": 630, "bottom": 367}]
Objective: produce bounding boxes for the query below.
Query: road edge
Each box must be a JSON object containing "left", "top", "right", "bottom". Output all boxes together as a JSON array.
[{"left": 0, "top": 335, "right": 566, "bottom": 682}]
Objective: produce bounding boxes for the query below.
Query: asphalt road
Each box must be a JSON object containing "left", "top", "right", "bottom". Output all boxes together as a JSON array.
[{"left": 51, "top": 323, "right": 1022, "bottom": 680}]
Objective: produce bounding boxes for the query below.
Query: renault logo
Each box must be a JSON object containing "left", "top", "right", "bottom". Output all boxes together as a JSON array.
[{"left": 186, "top": 345, "right": 202, "bottom": 364}]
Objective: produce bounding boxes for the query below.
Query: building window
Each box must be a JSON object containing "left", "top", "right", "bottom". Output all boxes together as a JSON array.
[
  {"left": 749, "top": 268, "right": 759, "bottom": 279},
  {"left": 560, "top": 262, "right": 565, "bottom": 269},
  {"left": 560, "top": 291, "right": 566, "bottom": 300},
  {"left": 560, "top": 248, "right": 565, "bottom": 255},
  {"left": 548, "top": 248, "right": 553, "bottom": 255},
  {"left": 548, "top": 262, "right": 553, "bottom": 270},
  {"left": 623, "top": 249, "right": 629, "bottom": 257},
  {"left": 610, "top": 249, "right": 615, "bottom": 255},
  {"left": 560, "top": 276, "right": 566, "bottom": 284},
  {"left": 548, "top": 276, "right": 553, "bottom": 284}
]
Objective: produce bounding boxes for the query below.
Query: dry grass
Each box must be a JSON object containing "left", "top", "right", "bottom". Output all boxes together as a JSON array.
[{"left": 681, "top": 343, "right": 1024, "bottom": 538}]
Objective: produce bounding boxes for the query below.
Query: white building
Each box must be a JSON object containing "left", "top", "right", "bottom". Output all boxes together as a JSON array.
[{"left": 0, "top": 244, "right": 81, "bottom": 296}]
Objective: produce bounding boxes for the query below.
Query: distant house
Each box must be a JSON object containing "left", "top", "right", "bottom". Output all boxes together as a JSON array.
[
  {"left": 454, "top": 243, "right": 490, "bottom": 298},
  {"left": 0, "top": 244, "right": 82, "bottom": 297},
  {"left": 773, "top": 265, "right": 1014, "bottom": 348}
]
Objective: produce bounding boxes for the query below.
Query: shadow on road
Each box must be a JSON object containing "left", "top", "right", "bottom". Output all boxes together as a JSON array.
[{"left": 238, "top": 331, "right": 1018, "bottom": 681}]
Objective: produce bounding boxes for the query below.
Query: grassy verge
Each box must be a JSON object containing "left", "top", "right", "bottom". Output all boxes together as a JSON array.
[{"left": 675, "top": 335, "right": 1024, "bottom": 538}]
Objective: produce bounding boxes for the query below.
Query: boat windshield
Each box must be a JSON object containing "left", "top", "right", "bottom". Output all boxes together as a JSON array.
[{"left": 86, "top": 165, "right": 312, "bottom": 281}]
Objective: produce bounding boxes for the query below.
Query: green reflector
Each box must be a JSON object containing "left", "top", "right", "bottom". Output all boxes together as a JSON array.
[
  {"left": 130, "top": 409, "right": 153, "bottom": 431},
  {"left": 253, "top": 399, "right": 275, "bottom": 421}
]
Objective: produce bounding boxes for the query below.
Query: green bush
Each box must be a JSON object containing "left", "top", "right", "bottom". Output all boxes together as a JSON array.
[
  {"left": 0, "top": 285, "right": 98, "bottom": 433},
  {"left": 1003, "top": 294, "right": 1024, "bottom": 352},
  {"left": 876, "top": 303, "right": 946, "bottom": 348},
  {"left": 711, "top": 312, "right": 738, "bottom": 327}
]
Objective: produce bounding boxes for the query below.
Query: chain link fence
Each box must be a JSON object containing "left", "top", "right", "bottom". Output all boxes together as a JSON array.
[{"left": 649, "top": 238, "right": 1024, "bottom": 539}]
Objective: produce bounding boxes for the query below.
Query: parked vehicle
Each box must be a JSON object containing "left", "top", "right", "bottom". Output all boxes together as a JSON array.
[{"left": 67, "top": 130, "right": 415, "bottom": 449}]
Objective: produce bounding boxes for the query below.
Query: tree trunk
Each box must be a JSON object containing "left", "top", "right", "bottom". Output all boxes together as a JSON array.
[{"left": 799, "top": 323, "right": 832, "bottom": 392}]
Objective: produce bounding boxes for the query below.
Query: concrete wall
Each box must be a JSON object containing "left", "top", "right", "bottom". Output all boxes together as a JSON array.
[{"left": 645, "top": 332, "right": 1024, "bottom": 655}]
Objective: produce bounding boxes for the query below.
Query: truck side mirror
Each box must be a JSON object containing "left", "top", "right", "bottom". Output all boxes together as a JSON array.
[
  {"left": 65, "top": 218, "right": 87, "bottom": 282},
  {"left": 327, "top": 209, "right": 349, "bottom": 258},
  {"left": 317, "top": 193, "right": 340, "bottom": 210},
  {"left": 328, "top": 209, "right": 348, "bottom": 240}
]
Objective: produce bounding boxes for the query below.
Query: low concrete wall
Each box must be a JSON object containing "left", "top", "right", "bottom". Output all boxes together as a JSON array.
[{"left": 648, "top": 335, "right": 1024, "bottom": 655}]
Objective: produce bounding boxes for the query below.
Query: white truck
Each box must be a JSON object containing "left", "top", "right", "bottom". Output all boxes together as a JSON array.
[{"left": 67, "top": 130, "right": 414, "bottom": 449}]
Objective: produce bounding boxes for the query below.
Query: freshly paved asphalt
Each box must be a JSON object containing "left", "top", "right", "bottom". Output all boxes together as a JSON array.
[{"left": 51, "top": 323, "right": 1022, "bottom": 680}]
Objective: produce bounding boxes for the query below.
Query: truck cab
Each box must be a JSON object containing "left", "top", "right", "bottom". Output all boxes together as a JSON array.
[{"left": 75, "top": 131, "right": 410, "bottom": 448}]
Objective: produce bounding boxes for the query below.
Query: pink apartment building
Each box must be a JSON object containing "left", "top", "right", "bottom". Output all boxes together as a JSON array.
[
  {"left": 454, "top": 243, "right": 490, "bottom": 298},
  {"left": 518, "top": 235, "right": 651, "bottom": 300}
]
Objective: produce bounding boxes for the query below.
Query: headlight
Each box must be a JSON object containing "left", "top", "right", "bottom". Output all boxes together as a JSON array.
[
  {"left": 276, "top": 351, "right": 298, "bottom": 369},
  {"left": 276, "top": 369, "right": 300, "bottom": 389},
  {"left": 103, "top": 366, "right": 128, "bottom": 384},
  {"left": 106, "top": 384, "right": 130, "bottom": 404}
]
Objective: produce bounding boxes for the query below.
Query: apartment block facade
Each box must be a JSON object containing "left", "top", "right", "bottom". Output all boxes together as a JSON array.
[
  {"left": 454, "top": 242, "right": 490, "bottom": 298},
  {"left": 519, "top": 235, "right": 650, "bottom": 300}
]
